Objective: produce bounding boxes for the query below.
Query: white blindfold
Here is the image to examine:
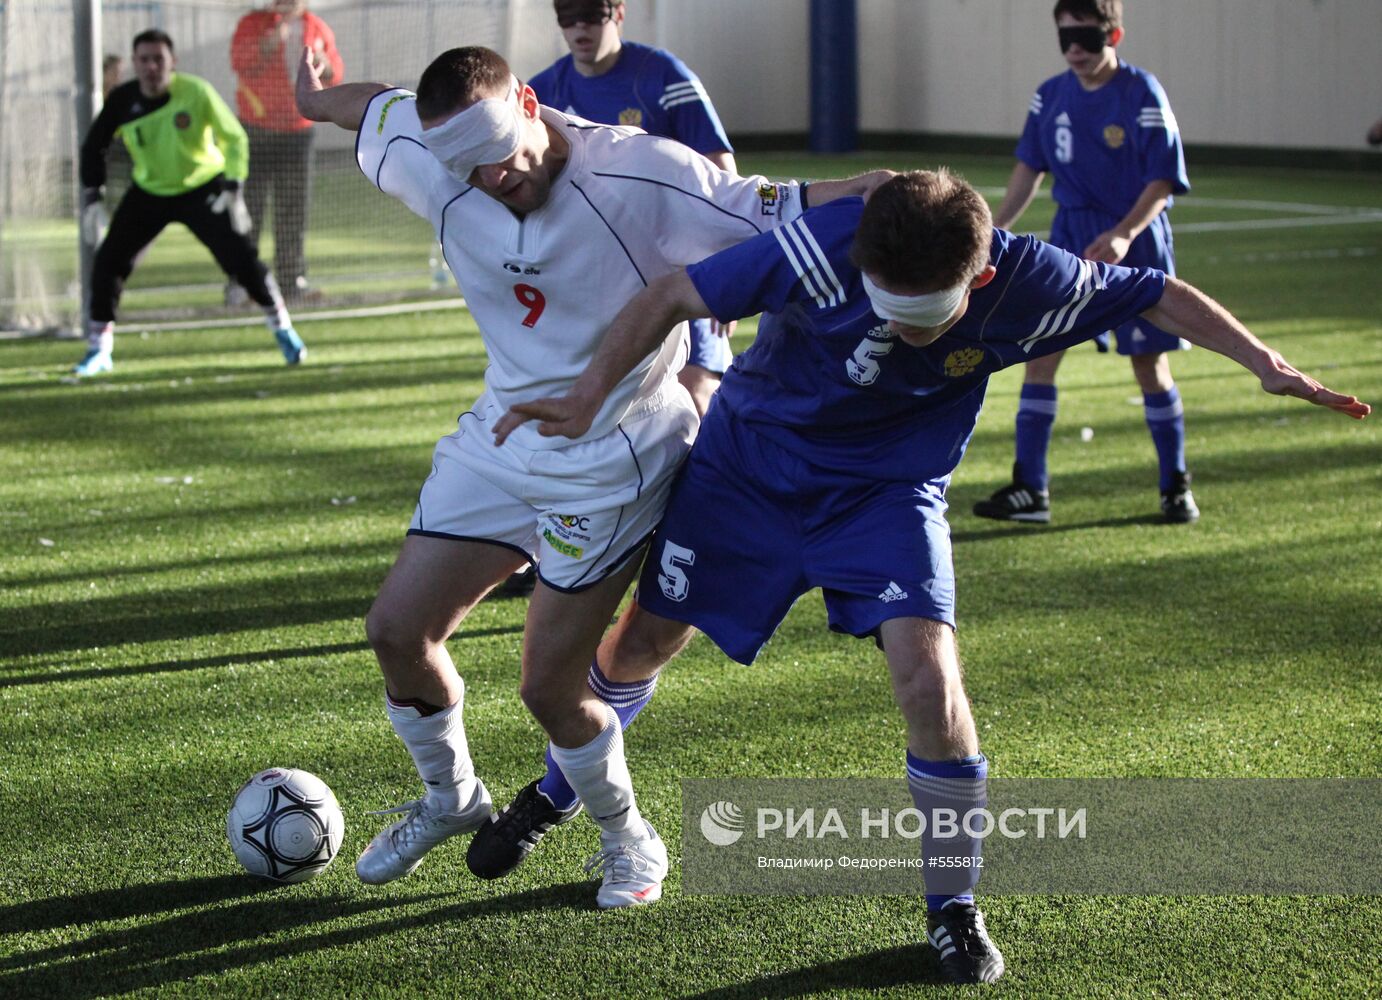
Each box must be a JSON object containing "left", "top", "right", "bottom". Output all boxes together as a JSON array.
[
  {"left": 420, "top": 75, "right": 524, "bottom": 182},
  {"left": 862, "top": 273, "right": 968, "bottom": 329}
]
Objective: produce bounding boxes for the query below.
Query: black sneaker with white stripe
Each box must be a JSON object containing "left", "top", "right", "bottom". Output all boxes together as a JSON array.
[
  {"left": 466, "top": 779, "right": 582, "bottom": 880},
  {"left": 926, "top": 903, "right": 1005, "bottom": 984},
  {"left": 972, "top": 469, "right": 1050, "bottom": 524},
  {"left": 1160, "top": 470, "right": 1199, "bottom": 524}
]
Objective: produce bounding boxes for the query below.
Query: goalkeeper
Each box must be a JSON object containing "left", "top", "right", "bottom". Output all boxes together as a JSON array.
[{"left": 75, "top": 28, "right": 304, "bottom": 376}]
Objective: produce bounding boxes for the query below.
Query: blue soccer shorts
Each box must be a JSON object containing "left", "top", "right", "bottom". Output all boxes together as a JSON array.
[
  {"left": 636, "top": 404, "right": 956, "bottom": 664},
  {"left": 1051, "top": 206, "right": 1187, "bottom": 356},
  {"left": 685, "top": 317, "right": 733, "bottom": 374}
]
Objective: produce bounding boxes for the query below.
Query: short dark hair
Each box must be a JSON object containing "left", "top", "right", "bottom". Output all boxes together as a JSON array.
[
  {"left": 132, "top": 28, "right": 174, "bottom": 53},
  {"left": 1052, "top": 0, "right": 1122, "bottom": 32},
  {"left": 848, "top": 170, "right": 992, "bottom": 292},
  {"left": 416, "top": 47, "right": 513, "bottom": 122}
]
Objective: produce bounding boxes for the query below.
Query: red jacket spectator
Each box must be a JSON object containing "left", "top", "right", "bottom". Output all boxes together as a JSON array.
[{"left": 232, "top": 2, "right": 343, "bottom": 132}]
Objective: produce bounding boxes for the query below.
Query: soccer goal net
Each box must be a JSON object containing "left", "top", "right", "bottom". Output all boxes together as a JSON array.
[{"left": 0, "top": 0, "right": 564, "bottom": 334}]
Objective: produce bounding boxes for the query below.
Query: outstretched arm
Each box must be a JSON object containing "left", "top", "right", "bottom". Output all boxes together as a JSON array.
[
  {"left": 1142, "top": 278, "right": 1370, "bottom": 419},
  {"left": 295, "top": 45, "right": 387, "bottom": 130},
  {"left": 492, "top": 270, "right": 713, "bottom": 445},
  {"left": 806, "top": 168, "right": 896, "bottom": 206}
]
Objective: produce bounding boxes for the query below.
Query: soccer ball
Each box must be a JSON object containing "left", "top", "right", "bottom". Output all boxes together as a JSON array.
[{"left": 226, "top": 768, "right": 344, "bottom": 883}]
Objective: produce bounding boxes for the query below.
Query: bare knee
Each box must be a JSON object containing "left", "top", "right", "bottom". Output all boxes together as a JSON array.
[
  {"left": 518, "top": 674, "right": 593, "bottom": 737},
  {"left": 601, "top": 603, "right": 693, "bottom": 681},
  {"left": 1131, "top": 352, "right": 1173, "bottom": 393},
  {"left": 517, "top": 677, "right": 557, "bottom": 728},
  {"left": 893, "top": 664, "right": 964, "bottom": 730},
  {"left": 365, "top": 601, "right": 429, "bottom": 666},
  {"left": 880, "top": 618, "right": 978, "bottom": 759},
  {"left": 1025, "top": 350, "right": 1064, "bottom": 384}
]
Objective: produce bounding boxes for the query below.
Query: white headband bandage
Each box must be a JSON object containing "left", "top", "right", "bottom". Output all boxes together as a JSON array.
[
  {"left": 862, "top": 273, "right": 968, "bottom": 329},
  {"left": 420, "top": 75, "right": 524, "bottom": 181}
]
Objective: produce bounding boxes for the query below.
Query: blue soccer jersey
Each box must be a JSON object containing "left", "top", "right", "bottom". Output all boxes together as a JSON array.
[
  {"left": 1015, "top": 61, "right": 1189, "bottom": 218},
  {"left": 693, "top": 199, "right": 1169, "bottom": 482},
  {"left": 529, "top": 41, "right": 733, "bottom": 156},
  {"left": 639, "top": 199, "right": 1168, "bottom": 663}
]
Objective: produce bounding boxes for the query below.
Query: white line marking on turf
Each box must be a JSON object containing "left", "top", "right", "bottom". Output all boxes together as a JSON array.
[
  {"left": 1202, "top": 246, "right": 1378, "bottom": 264},
  {"left": 1176, "top": 211, "right": 1382, "bottom": 233},
  {"left": 1171, "top": 197, "right": 1376, "bottom": 215},
  {"left": 977, "top": 188, "right": 1381, "bottom": 215},
  {"left": 0, "top": 298, "right": 472, "bottom": 339}
]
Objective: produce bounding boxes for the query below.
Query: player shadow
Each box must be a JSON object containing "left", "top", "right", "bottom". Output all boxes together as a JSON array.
[
  {"left": 5, "top": 538, "right": 399, "bottom": 589},
  {"left": 0, "top": 592, "right": 372, "bottom": 661},
  {"left": 0, "top": 874, "right": 272, "bottom": 937},
  {"left": 950, "top": 511, "right": 1159, "bottom": 543},
  {"left": 2, "top": 625, "right": 523, "bottom": 686},
  {"left": 678, "top": 942, "right": 946, "bottom": 998},
  {"left": 0, "top": 640, "right": 372, "bottom": 687},
  {"left": 0, "top": 879, "right": 592, "bottom": 999},
  {"left": 3, "top": 358, "right": 483, "bottom": 422}
]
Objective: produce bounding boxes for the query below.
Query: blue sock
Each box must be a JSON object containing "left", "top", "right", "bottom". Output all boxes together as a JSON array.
[
  {"left": 1014, "top": 384, "right": 1057, "bottom": 491},
  {"left": 1143, "top": 386, "right": 1186, "bottom": 491},
  {"left": 906, "top": 751, "right": 988, "bottom": 912},
  {"left": 536, "top": 660, "right": 660, "bottom": 810}
]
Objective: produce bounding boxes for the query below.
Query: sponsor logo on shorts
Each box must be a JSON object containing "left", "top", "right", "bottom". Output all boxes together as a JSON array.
[
  {"left": 619, "top": 107, "right": 643, "bottom": 127},
  {"left": 542, "top": 528, "right": 584, "bottom": 559},
  {"left": 878, "top": 581, "right": 908, "bottom": 603},
  {"left": 943, "top": 347, "right": 985, "bottom": 378},
  {"left": 546, "top": 513, "right": 593, "bottom": 546},
  {"left": 377, "top": 93, "right": 411, "bottom": 134},
  {"left": 1103, "top": 124, "right": 1126, "bottom": 149}
]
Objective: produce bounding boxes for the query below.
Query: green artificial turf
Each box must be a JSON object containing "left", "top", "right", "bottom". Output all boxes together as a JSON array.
[{"left": 1, "top": 154, "right": 1379, "bottom": 998}]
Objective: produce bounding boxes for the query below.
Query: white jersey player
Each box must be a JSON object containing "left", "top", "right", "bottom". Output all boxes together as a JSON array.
[
  {"left": 359, "top": 80, "right": 785, "bottom": 452},
  {"left": 296, "top": 44, "right": 885, "bottom": 907}
]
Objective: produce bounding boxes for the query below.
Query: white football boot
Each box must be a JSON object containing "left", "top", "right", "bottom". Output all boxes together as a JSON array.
[
  {"left": 356, "top": 779, "right": 492, "bottom": 885},
  {"left": 583, "top": 820, "right": 668, "bottom": 908}
]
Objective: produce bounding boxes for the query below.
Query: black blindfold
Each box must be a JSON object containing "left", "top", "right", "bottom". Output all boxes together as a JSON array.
[{"left": 1058, "top": 25, "right": 1107, "bottom": 54}]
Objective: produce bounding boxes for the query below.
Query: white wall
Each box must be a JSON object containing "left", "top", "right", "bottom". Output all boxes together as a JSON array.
[{"left": 586, "top": 0, "right": 1381, "bottom": 151}]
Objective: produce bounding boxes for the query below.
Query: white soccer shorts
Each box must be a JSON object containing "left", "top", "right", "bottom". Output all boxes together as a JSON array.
[{"left": 407, "top": 384, "right": 697, "bottom": 592}]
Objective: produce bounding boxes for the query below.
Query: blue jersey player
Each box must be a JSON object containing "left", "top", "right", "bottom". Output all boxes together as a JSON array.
[
  {"left": 976, "top": 0, "right": 1197, "bottom": 524},
  {"left": 530, "top": 0, "right": 738, "bottom": 418},
  {"left": 482, "top": 170, "right": 1368, "bottom": 985}
]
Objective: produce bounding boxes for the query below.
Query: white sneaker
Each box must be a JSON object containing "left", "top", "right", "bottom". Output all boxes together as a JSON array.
[
  {"left": 355, "top": 779, "right": 492, "bottom": 885},
  {"left": 584, "top": 821, "right": 668, "bottom": 908}
]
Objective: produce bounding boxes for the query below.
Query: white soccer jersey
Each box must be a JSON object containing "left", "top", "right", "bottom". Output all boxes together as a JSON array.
[{"left": 356, "top": 89, "right": 802, "bottom": 449}]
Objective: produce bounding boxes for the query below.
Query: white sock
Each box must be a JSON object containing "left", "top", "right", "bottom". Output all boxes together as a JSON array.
[
  {"left": 549, "top": 706, "right": 645, "bottom": 846},
  {"left": 385, "top": 686, "right": 477, "bottom": 814},
  {"left": 260, "top": 275, "right": 292, "bottom": 330},
  {"left": 87, "top": 320, "right": 114, "bottom": 353}
]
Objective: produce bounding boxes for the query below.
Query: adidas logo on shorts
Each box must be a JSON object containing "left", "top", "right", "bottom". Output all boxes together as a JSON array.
[{"left": 878, "top": 581, "right": 908, "bottom": 603}]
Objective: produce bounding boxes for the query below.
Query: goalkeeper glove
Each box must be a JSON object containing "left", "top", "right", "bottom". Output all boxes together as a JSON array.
[
  {"left": 210, "top": 178, "right": 252, "bottom": 235},
  {"left": 80, "top": 187, "right": 109, "bottom": 247}
]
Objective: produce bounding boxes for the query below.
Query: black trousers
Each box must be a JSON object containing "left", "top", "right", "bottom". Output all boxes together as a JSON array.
[
  {"left": 243, "top": 125, "right": 314, "bottom": 284},
  {"left": 90, "top": 176, "right": 276, "bottom": 323}
]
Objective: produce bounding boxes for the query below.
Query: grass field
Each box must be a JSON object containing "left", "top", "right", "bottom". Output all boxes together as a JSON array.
[{"left": 1, "top": 151, "right": 1380, "bottom": 998}]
